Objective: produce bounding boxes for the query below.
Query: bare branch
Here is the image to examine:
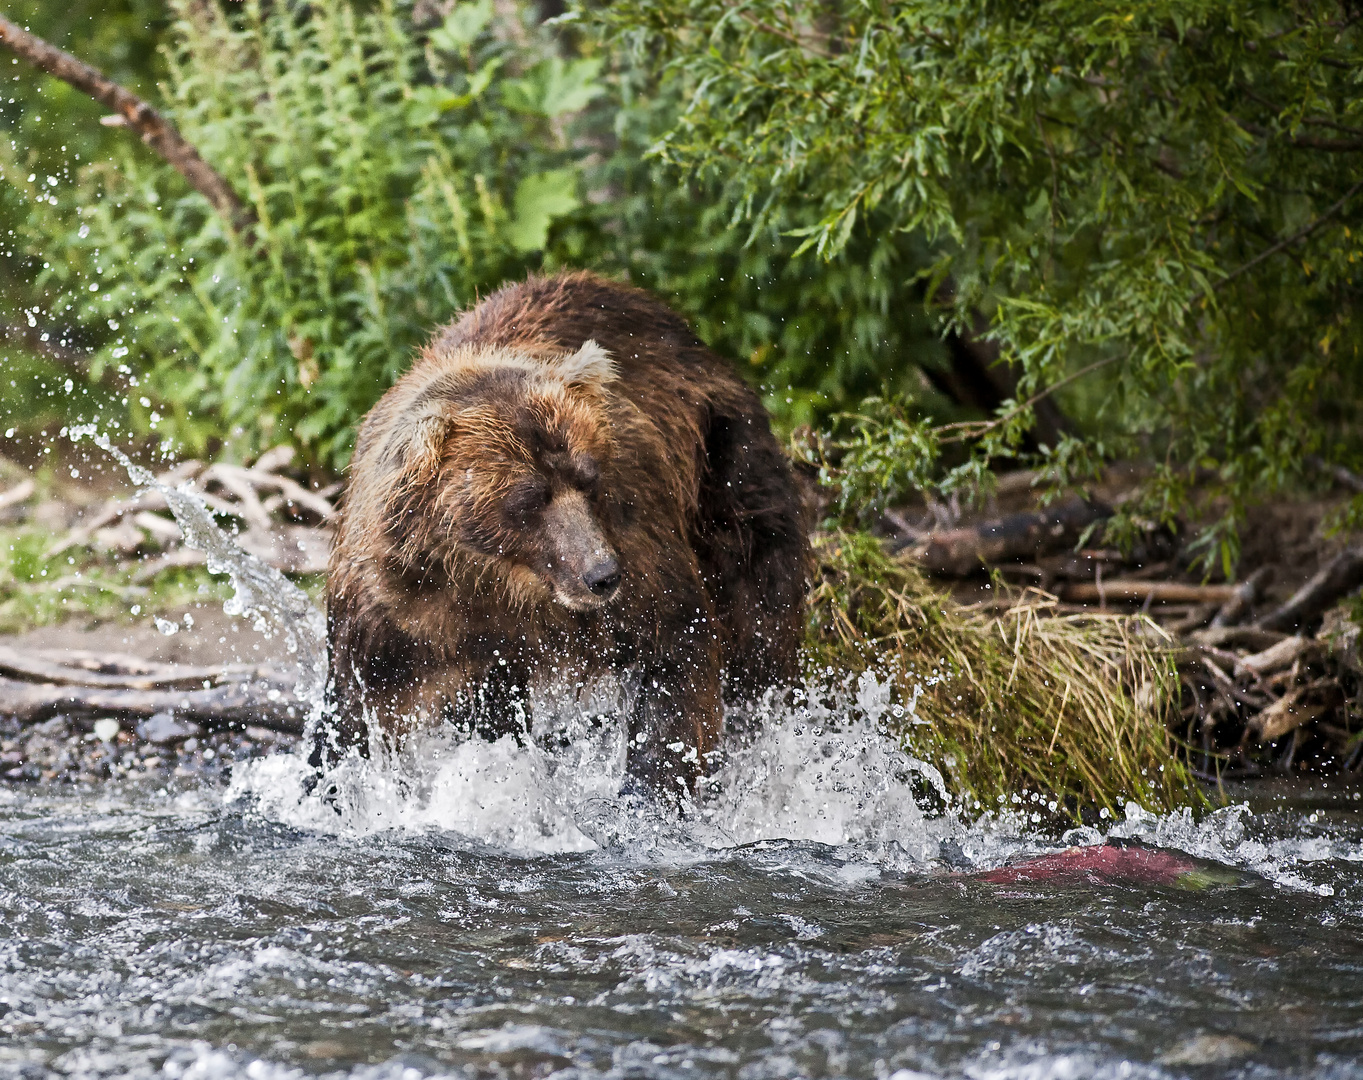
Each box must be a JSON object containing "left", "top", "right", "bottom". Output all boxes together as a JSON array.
[
  {"left": 0, "top": 16, "right": 253, "bottom": 234},
  {"left": 1217, "top": 178, "right": 1363, "bottom": 289},
  {"left": 937, "top": 356, "right": 1119, "bottom": 444}
]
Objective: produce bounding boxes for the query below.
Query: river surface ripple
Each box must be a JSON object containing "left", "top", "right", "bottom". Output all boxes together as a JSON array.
[{"left": 1, "top": 765, "right": 1361, "bottom": 1080}]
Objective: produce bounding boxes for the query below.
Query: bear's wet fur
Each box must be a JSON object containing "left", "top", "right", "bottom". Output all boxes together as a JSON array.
[{"left": 321, "top": 271, "right": 809, "bottom": 794}]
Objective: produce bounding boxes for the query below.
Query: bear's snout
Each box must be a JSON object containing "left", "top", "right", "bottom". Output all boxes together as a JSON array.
[
  {"left": 541, "top": 489, "right": 621, "bottom": 610},
  {"left": 583, "top": 556, "right": 621, "bottom": 599}
]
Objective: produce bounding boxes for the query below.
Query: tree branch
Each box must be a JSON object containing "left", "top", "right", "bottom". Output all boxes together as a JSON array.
[
  {"left": 937, "top": 356, "right": 1119, "bottom": 444},
  {"left": 0, "top": 16, "right": 253, "bottom": 234},
  {"left": 1217, "top": 178, "right": 1363, "bottom": 289}
]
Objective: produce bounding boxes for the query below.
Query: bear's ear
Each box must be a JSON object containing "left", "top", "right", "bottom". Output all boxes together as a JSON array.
[
  {"left": 556, "top": 339, "right": 616, "bottom": 390},
  {"left": 392, "top": 413, "right": 451, "bottom": 490}
]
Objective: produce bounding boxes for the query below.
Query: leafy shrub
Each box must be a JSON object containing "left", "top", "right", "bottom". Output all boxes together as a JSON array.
[
  {"left": 4, "top": 0, "right": 609, "bottom": 467},
  {"left": 592, "top": 0, "right": 1363, "bottom": 570},
  {"left": 3, "top": 0, "right": 982, "bottom": 467}
]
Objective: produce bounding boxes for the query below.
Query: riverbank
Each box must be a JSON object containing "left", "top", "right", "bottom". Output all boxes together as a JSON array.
[{"left": 0, "top": 444, "right": 1358, "bottom": 818}]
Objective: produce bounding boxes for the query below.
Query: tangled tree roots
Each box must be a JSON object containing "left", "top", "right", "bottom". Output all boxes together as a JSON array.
[{"left": 805, "top": 532, "right": 1200, "bottom": 820}]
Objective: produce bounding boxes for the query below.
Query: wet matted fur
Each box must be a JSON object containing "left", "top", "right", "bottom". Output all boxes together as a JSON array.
[{"left": 322, "top": 271, "right": 810, "bottom": 793}]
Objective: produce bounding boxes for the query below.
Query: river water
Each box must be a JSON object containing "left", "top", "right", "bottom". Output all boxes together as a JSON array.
[
  {"left": 2, "top": 726, "right": 1362, "bottom": 1080},
  {"left": 4, "top": 447, "right": 1362, "bottom": 1079}
]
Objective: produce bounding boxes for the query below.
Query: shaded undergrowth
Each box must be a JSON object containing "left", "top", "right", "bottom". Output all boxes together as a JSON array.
[{"left": 807, "top": 532, "right": 1200, "bottom": 820}]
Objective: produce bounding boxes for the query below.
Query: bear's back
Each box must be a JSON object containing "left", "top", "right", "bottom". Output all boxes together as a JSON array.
[
  {"left": 429, "top": 272, "right": 745, "bottom": 412},
  {"left": 432, "top": 272, "right": 698, "bottom": 368}
]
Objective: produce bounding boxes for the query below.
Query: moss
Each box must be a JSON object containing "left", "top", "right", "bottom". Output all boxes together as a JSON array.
[{"left": 806, "top": 532, "right": 1201, "bottom": 820}]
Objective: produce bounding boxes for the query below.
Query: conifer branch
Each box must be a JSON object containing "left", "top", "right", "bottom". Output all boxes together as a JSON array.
[{"left": 0, "top": 15, "right": 254, "bottom": 234}]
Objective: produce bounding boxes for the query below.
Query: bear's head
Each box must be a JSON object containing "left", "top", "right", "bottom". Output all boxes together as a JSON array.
[{"left": 374, "top": 340, "right": 622, "bottom": 612}]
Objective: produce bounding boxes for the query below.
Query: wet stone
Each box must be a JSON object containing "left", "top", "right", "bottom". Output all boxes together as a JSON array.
[
  {"left": 0, "top": 712, "right": 295, "bottom": 784},
  {"left": 136, "top": 712, "right": 203, "bottom": 745}
]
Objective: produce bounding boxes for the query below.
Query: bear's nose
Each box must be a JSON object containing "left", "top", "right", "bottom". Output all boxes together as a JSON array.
[{"left": 583, "top": 557, "right": 621, "bottom": 598}]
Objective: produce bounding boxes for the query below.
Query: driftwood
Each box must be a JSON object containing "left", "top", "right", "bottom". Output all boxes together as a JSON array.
[
  {"left": 1248, "top": 683, "right": 1340, "bottom": 744},
  {"left": 904, "top": 497, "right": 1109, "bottom": 576},
  {"left": 47, "top": 446, "right": 333, "bottom": 575},
  {"left": 1258, "top": 546, "right": 1363, "bottom": 632},
  {"left": 1210, "top": 566, "right": 1274, "bottom": 628},
  {"left": 0, "top": 677, "right": 303, "bottom": 732},
  {"left": 1239, "top": 635, "right": 1321, "bottom": 677},
  {"left": 1189, "top": 625, "right": 1288, "bottom": 653},
  {"left": 0, "top": 644, "right": 264, "bottom": 691},
  {"left": 0, "top": 646, "right": 302, "bottom": 733},
  {"left": 0, "top": 17, "right": 252, "bottom": 233},
  {"left": 1060, "top": 580, "right": 1239, "bottom": 605}
]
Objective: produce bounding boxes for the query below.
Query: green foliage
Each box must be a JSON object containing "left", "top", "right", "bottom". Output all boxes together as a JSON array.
[
  {"left": 3, "top": 0, "right": 605, "bottom": 467},
  {"left": 0, "top": 1, "right": 170, "bottom": 441},
  {"left": 592, "top": 0, "right": 1363, "bottom": 569},
  {"left": 2, "top": 0, "right": 960, "bottom": 465},
  {"left": 583, "top": 30, "right": 958, "bottom": 430}
]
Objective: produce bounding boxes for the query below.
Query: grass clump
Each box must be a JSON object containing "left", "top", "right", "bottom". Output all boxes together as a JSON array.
[
  {"left": 0, "top": 520, "right": 253, "bottom": 634},
  {"left": 806, "top": 532, "right": 1200, "bottom": 821}
]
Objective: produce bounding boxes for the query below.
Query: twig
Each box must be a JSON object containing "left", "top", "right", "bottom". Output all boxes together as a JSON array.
[
  {"left": 1218, "top": 179, "right": 1363, "bottom": 289},
  {"left": 1061, "top": 580, "right": 1239, "bottom": 605},
  {"left": 0, "top": 479, "right": 35, "bottom": 512},
  {"left": 0, "top": 16, "right": 253, "bottom": 234},
  {"left": 937, "top": 356, "right": 1120, "bottom": 443},
  {"left": 735, "top": 11, "right": 832, "bottom": 58}
]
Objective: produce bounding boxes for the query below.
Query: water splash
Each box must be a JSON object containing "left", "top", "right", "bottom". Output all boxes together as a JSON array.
[
  {"left": 67, "top": 425, "right": 328, "bottom": 707},
  {"left": 228, "top": 673, "right": 955, "bottom": 861},
  {"left": 63, "top": 429, "right": 1363, "bottom": 896}
]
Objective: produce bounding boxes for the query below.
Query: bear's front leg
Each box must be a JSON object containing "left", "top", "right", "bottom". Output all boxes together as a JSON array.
[{"left": 623, "top": 644, "right": 722, "bottom": 799}]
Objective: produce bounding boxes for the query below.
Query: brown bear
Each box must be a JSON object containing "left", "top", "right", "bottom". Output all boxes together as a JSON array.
[{"left": 320, "top": 271, "right": 809, "bottom": 795}]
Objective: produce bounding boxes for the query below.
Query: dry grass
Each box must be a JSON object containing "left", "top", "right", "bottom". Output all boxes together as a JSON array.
[{"left": 806, "top": 532, "right": 1201, "bottom": 819}]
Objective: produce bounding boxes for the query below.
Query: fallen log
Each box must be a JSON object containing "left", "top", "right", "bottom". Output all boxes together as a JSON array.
[
  {"left": 905, "top": 497, "right": 1110, "bottom": 576},
  {"left": 1258, "top": 546, "right": 1363, "bottom": 633},
  {"left": 0, "top": 674, "right": 303, "bottom": 732},
  {"left": 0, "top": 644, "right": 265, "bottom": 691},
  {"left": 0, "top": 646, "right": 303, "bottom": 732},
  {"left": 1060, "top": 580, "right": 1239, "bottom": 605}
]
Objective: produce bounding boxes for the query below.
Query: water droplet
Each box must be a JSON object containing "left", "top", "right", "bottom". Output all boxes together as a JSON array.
[{"left": 154, "top": 616, "right": 180, "bottom": 636}]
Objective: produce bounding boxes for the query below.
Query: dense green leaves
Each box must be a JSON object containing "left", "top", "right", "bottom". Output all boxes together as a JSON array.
[
  {"left": 593, "top": 0, "right": 1363, "bottom": 567},
  {"left": 3, "top": 0, "right": 602, "bottom": 466},
  {"left": 2, "top": 0, "right": 960, "bottom": 469},
  {"left": 3, "top": 0, "right": 1359, "bottom": 566}
]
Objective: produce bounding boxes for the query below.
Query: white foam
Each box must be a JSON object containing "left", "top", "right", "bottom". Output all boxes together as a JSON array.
[
  {"left": 1109, "top": 801, "right": 1360, "bottom": 895},
  {"left": 228, "top": 672, "right": 960, "bottom": 860}
]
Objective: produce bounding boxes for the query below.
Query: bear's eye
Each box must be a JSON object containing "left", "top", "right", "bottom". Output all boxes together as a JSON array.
[
  {"left": 571, "top": 456, "right": 601, "bottom": 495},
  {"left": 503, "top": 480, "right": 551, "bottom": 518}
]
